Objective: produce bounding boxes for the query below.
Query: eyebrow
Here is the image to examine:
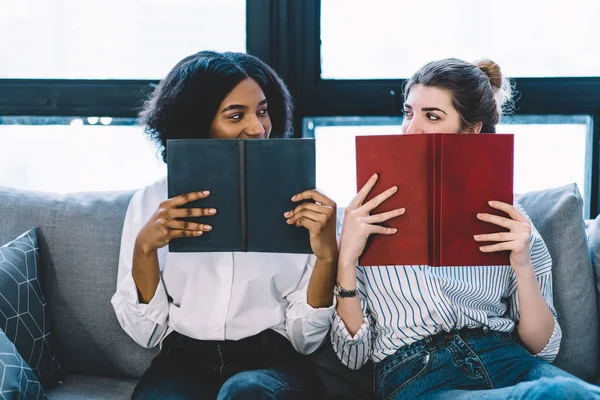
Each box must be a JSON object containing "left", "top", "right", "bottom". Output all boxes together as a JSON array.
[
  {"left": 221, "top": 99, "right": 268, "bottom": 113},
  {"left": 403, "top": 104, "right": 447, "bottom": 115}
]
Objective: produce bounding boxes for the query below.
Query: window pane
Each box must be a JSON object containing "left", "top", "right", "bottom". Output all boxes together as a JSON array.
[
  {"left": 1, "top": 0, "right": 245, "bottom": 79},
  {"left": 0, "top": 117, "right": 166, "bottom": 193},
  {"left": 305, "top": 116, "right": 589, "bottom": 208},
  {"left": 308, "top": 118, "right": 403, "bottom": 207},
  {"left": 497, "top": 118, "right": 587, "bottom": 197},
  {"left": 321, "top": 0, "right": 600, "bottom": 79}
]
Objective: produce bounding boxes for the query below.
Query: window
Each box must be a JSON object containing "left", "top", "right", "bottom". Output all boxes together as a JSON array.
[
  {"left": 305, "top": 117, "right": 403, "bottom": 207},
  {"left": 305, "top": 116, "right": 590, "bottom": 210},
  {"left": 0, "top": 0, "right": 251, "bottom": 193},
  {"left": 321, "top": 0, "right": 600, "bottom": 79},
  {"left": 0, "top": 0, "right": 246, "bottom": 79},
  {"left": 0, "top": 117, "right": 166, "bottom": 193}
]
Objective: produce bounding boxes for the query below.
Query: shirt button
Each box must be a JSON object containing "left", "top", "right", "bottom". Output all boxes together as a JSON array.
[{"left": 212, "top": 325, "right": 219, "bottom": 331}]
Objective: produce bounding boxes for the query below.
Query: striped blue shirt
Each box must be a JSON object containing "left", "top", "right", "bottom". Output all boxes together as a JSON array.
[{"left": 331, "top": 203, "right": 562, "bottom": 370}]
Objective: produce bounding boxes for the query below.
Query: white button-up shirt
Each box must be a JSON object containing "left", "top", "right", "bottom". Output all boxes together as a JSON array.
[{"left": 111, "top": 178, "right": 334, "bottom": 354}]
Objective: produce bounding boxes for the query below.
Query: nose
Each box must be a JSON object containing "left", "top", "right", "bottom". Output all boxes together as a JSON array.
[
  {"left": 244, "top": 116, "right": 266, "bottom": 138},
  {"left": 404, "top": 118, "right": 425, "bottom": 135}
]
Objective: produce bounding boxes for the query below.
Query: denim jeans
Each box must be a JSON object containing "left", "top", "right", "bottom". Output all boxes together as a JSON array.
[
  {"left": 131, "top": 330, "right": 321, "bottom": 399},
  {"left": 374, "top": 328, "right": 600, "bottom": 400}
]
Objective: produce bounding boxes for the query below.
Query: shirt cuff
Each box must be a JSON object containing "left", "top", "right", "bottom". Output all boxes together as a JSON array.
[
  {"left": 332, "top": 312, "right": 370, "bottom": 345},
  {"left": 118, "top": 271, "right": 169, "bottom": 326},
  {"left": 534, "top": 316, "right": 562, "bottom": 362},
  {"left": 287, "top": 293, "right": 336, "bottom": 328}
]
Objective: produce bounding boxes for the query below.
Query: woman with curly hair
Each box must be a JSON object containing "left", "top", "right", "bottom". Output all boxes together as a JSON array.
[{"left": 112, "top": 51, "right": 338, "bottom": 399}]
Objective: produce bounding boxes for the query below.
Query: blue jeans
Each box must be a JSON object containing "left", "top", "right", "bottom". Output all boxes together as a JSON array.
[
  {"left": 374, "top": 328, "right": 600, "bottom": 400},
  {"left": 131, "top": 330, "right": 321, "bottom": 399}
]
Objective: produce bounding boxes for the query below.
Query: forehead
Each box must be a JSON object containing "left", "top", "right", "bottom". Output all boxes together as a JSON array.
[
  {"left": 221, "top": 78, "right": 266, "bottom": 103},
  {"left": 406, "top": 84, "right": 454, "bottom": 107}
]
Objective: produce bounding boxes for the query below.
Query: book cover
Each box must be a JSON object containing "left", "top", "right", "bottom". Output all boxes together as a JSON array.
[
  {"left": 355, "top": 134, "right": 514, "bottom": 267},
  {"left": 167, "top": 138, "right": 315, "bottom": 254}
]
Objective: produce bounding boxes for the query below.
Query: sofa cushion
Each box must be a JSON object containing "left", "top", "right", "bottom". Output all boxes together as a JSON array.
[
  {"left": 0, "top": 228, "right": 62, "bottom": 387},
  {"left": 0, "top": 327, "right": 46, "bottom": 399},
  {"left": 586, "top": 215, "right": 600, "bottom": 365},
  {"left": 519, "top": 183, "right": 598, "bottom": 381},
  {"left": 0, "top": 187, "right": 158, "bottom": 379},
  {"left": 45, "top": 374, "right": 137, "bottom": 399}
]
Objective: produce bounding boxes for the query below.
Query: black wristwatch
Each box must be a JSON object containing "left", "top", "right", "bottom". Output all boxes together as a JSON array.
[{"left": 333, "top": 282, "right": 359, "bottom": 298}]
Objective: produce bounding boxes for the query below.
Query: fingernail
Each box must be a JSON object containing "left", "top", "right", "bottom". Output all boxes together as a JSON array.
[
  {"left": 372, "top": 173, "right": 378, "bottom": 179},
  {"left": 196, "top": 231, "right": 203, "bottom": 235},
  {"left": 479, "top": 246, "right": 486, "bottom": 252},
  {"left": 286, "top": 219, "right": 292, "bottom": 224},
  {"left": 476, "top": 213, "right": 482, "bottom": 218},
  {"left": 392, "top": 228, "right": 398, "bottom": 233},
  {"left": 400, "top": 208, "right": 406, "bottom": 213},
  {"left": 202, "top": 191, "right": 210, "bottom": 195},
  {"left": 393, "top": 186, "right": 398, "bottom": 192},
  {"left": 488, "top": 201, "right": 495, "bottom": 205},
  {"left": 473, "top": 235, "right": 480, "bottom": 239},
  {"left": 284, "top": 211, "right": 290, "bottom": 217},
  {"left": 204, "top": 226, "right": 212, "bottom": 231},
  {"left": 291, "top": 195, "right": 296, "bottom": 200}
]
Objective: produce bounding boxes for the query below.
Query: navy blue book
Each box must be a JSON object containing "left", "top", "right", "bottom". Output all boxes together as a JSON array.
[{"left": 167, "top": 138, "right": 315, "bottom": 253}]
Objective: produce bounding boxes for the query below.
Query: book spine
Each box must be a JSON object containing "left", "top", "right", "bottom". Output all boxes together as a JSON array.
[
  {"left": 432, "top": 135, "right": 442, "bottom": 266},
  {"left": 427, "top": 136, "right": 434, "bottom": 266},
  {"left": 434, "top": 134, "right": 444, "bottom": 267},
  {"left": 239, "top": 140, "right": 248, "bottom": 252}
]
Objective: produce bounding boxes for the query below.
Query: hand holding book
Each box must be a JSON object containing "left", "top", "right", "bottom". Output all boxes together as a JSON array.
[
  {"left": 338, "top": 173, "right": 406, "bottom": 267},
  {"left": 285, "top": 189, "right": 338, "bottom": 262},
  {"left": 135, "top": 190, "right": 216, "bottom": 254},
  {"left": 474, "top": 200, "right": 533, "bottom": 271}
]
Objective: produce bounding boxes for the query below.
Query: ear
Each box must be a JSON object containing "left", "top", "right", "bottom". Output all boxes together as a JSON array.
[{"left": 468, "top": 122, "right": 483, "bottom": 134}]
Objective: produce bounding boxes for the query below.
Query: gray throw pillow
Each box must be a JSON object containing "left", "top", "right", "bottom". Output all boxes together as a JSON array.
[
  {"left": 0, "top": 228, "right": 62, "bottom": 387},
  {"left": 0, "top": 327, "right": 46, "bottom": 399},
  {"left": 519, "top": 183, "right": 598, "bottom": 381}
]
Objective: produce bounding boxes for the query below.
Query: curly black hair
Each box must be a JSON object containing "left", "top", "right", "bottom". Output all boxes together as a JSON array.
[{"left": 139, "top": 51, "right": 293, "bottom": 163}]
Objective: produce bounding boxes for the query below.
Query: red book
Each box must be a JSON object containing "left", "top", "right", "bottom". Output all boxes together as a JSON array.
[{"left": 355, "top": 134, "right": 514, "bottom": 267}]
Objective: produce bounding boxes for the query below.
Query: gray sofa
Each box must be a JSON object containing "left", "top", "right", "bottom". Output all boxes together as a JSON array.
[{"left": 0, "top": 182, "right": 598, "bottom": 399}]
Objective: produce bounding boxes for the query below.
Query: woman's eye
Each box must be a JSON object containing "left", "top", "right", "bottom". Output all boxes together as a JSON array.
[
  {"left": 230, "top": 114, "right": 243, "bottom": 121},
  {"left": 403, "top": 109, "right": 413, "bottom": 118},
  {"left": 258, "top": 108, "right": 268, "bottom": 116},
  {"left": 427, "top": 113, "right": 440, "bottom": 121}
]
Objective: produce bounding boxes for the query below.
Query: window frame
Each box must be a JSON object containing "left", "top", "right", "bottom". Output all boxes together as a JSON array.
[
  {"left": 285, "top": 0, "right": 600, "bottom": 218},
  {"left": 304, "top": 115, "right": 593, "bottom": 216}
]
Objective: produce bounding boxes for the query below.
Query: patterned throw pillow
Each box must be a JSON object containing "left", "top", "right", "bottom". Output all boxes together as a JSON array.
[
  {"left": 0, "top": 327, "right": 45, "bottom": 399},
  {"left": 0, "top": 228, "right": 62, "bottom": 387}
]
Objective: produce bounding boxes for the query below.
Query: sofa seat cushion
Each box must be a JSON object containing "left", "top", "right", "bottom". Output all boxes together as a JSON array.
[{"left": 46, "top": 374, "right": 137, "bottom": 399}]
